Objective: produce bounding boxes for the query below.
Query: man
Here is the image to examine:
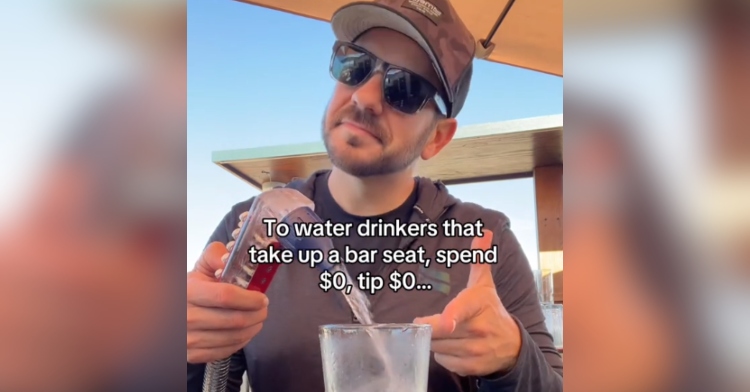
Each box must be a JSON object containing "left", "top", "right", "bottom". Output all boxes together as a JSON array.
[{"left": 187, "top": 0, "right": 563, "bottom": 391}]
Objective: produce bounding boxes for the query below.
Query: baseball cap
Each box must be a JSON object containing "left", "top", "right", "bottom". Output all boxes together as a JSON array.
[{"left": 331, "top": 0, "right": 476, "bottom": 118}]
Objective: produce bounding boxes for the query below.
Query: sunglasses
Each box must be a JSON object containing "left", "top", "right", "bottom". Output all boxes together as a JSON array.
[{"left": 329, "top": 41, "right": 447, "bottom": 116}]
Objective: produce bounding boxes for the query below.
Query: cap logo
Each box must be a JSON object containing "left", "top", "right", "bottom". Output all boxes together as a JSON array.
[{"left": 401, "top": 0, "right": 442, "bottom": 25}]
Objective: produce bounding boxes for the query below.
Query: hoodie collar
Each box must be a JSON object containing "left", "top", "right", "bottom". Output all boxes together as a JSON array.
[
  {"left": 285, "top": 169, "right": 457, "bottom": 249},
  {"left": 285, "top": 169, "right": 457, "bottom": 220}
]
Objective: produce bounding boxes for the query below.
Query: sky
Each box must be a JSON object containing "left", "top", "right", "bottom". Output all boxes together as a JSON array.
[{"left": 186, "top": 0, "right": 563, "bottom": 270}]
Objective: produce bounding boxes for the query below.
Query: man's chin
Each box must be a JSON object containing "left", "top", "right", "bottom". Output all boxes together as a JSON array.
[
  {"left": 324, "top": 136, "right": 394, "bottom": 176},
  {"left": 325, "top": 151, "right": 383, "bottom": 176}
]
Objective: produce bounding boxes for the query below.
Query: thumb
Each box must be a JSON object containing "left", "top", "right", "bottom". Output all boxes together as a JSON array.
[
  {"left": 467, "top": 229, "right": 494, "bottom": 288},
  {"left": 439, "top": 290, "right": 483, "bottom": 331},
  {"left": 192, "top": 241, "right": 228, "bottom": 280}
]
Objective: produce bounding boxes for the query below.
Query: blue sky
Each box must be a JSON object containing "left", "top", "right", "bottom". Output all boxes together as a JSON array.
[{"left": 187, "top": 0, "right": 563, "bottom": 270}]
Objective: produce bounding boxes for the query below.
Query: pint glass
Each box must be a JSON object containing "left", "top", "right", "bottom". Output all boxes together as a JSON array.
[
  {"left": 319, "top": 324, "right": 431, "bottom": 392},
  {"left": 542, "top": 304, "right": 564, "bottom": 350}
]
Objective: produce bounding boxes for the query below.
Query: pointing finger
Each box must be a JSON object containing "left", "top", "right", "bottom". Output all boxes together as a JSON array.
[
  {"left": 467, "top": 229, "right": 494, "bottom": 288},
  {"left": 414, "top": 314, "right": 454, "bottom": 338},
  {"left": 471, "top": 228, "right": 493, "bottom": 251}
]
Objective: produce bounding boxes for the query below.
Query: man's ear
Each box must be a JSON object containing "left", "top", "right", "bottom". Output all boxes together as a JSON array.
[{"left": 421, "top": 117, "right": 457, "bottom": 160}]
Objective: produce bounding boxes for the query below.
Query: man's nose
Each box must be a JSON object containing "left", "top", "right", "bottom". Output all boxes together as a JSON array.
[{"left": 351, "top": 73, "right": 384, "bottom": 115}]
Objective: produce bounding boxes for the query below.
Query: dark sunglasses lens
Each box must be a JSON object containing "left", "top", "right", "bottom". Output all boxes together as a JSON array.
[
  {"left": 383, "top": 68, "right": 434, "bottom": 114},
  {"left": 331, "top": 45, "right": 374, "bottom": 86}
]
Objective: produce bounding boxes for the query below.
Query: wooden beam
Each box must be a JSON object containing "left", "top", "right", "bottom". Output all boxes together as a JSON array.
[{"left": 534, "top": 165, "right": 563, "bottom": 303}]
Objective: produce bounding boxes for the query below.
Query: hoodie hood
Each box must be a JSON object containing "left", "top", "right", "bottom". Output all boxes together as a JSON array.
[{"left": 283, "top": 169, "right": 459, "bottom": 222}]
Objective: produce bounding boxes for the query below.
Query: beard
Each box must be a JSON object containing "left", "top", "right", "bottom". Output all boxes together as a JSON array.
[{"left": 321, "top": 104, "right": 433, "bottom": 177}]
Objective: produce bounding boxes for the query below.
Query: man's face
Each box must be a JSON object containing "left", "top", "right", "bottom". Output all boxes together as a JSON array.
[{"left": 322, "top": 28, "right": 447, "bottom": 177}]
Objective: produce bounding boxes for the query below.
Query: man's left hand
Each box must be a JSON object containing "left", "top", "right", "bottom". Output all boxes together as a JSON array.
[{"left": 414, "top": 229, "right": 522, "bottom": 377}]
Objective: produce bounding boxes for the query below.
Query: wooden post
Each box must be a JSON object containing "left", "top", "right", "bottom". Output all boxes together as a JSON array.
[{"left": 534, "top": 165, "right": 563, "bottom": 303}]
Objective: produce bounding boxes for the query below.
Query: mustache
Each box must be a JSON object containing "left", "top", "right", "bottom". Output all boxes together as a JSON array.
[{"left": 333, "top": 105, "right": 388, "bottom": 142}]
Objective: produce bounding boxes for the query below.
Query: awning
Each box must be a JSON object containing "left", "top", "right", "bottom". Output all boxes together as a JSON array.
[
  {"left": 234, "top": 0, "right": 563, "bottom": 76},
  {"left": 213, "top": 115, "right": 562, "bottom": 190}
]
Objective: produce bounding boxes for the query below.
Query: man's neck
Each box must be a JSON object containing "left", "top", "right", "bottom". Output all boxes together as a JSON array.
[{"left": 327, "top": 167, "right": 416, "bottom": 217}]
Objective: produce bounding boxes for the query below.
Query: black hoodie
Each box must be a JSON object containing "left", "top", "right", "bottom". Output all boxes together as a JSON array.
[{"left": 187, "top": 170, "right": 563, "bottom": 392}]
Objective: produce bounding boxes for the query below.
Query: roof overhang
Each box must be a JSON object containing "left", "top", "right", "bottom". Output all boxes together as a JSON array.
[{"left": 213, "top": 114, "right": 563, "bottom": 190}]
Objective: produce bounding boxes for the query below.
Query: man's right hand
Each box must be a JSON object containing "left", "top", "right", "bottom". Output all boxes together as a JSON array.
[{"left": 187, "top": 224, "right": 268, "bottom": 364}]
